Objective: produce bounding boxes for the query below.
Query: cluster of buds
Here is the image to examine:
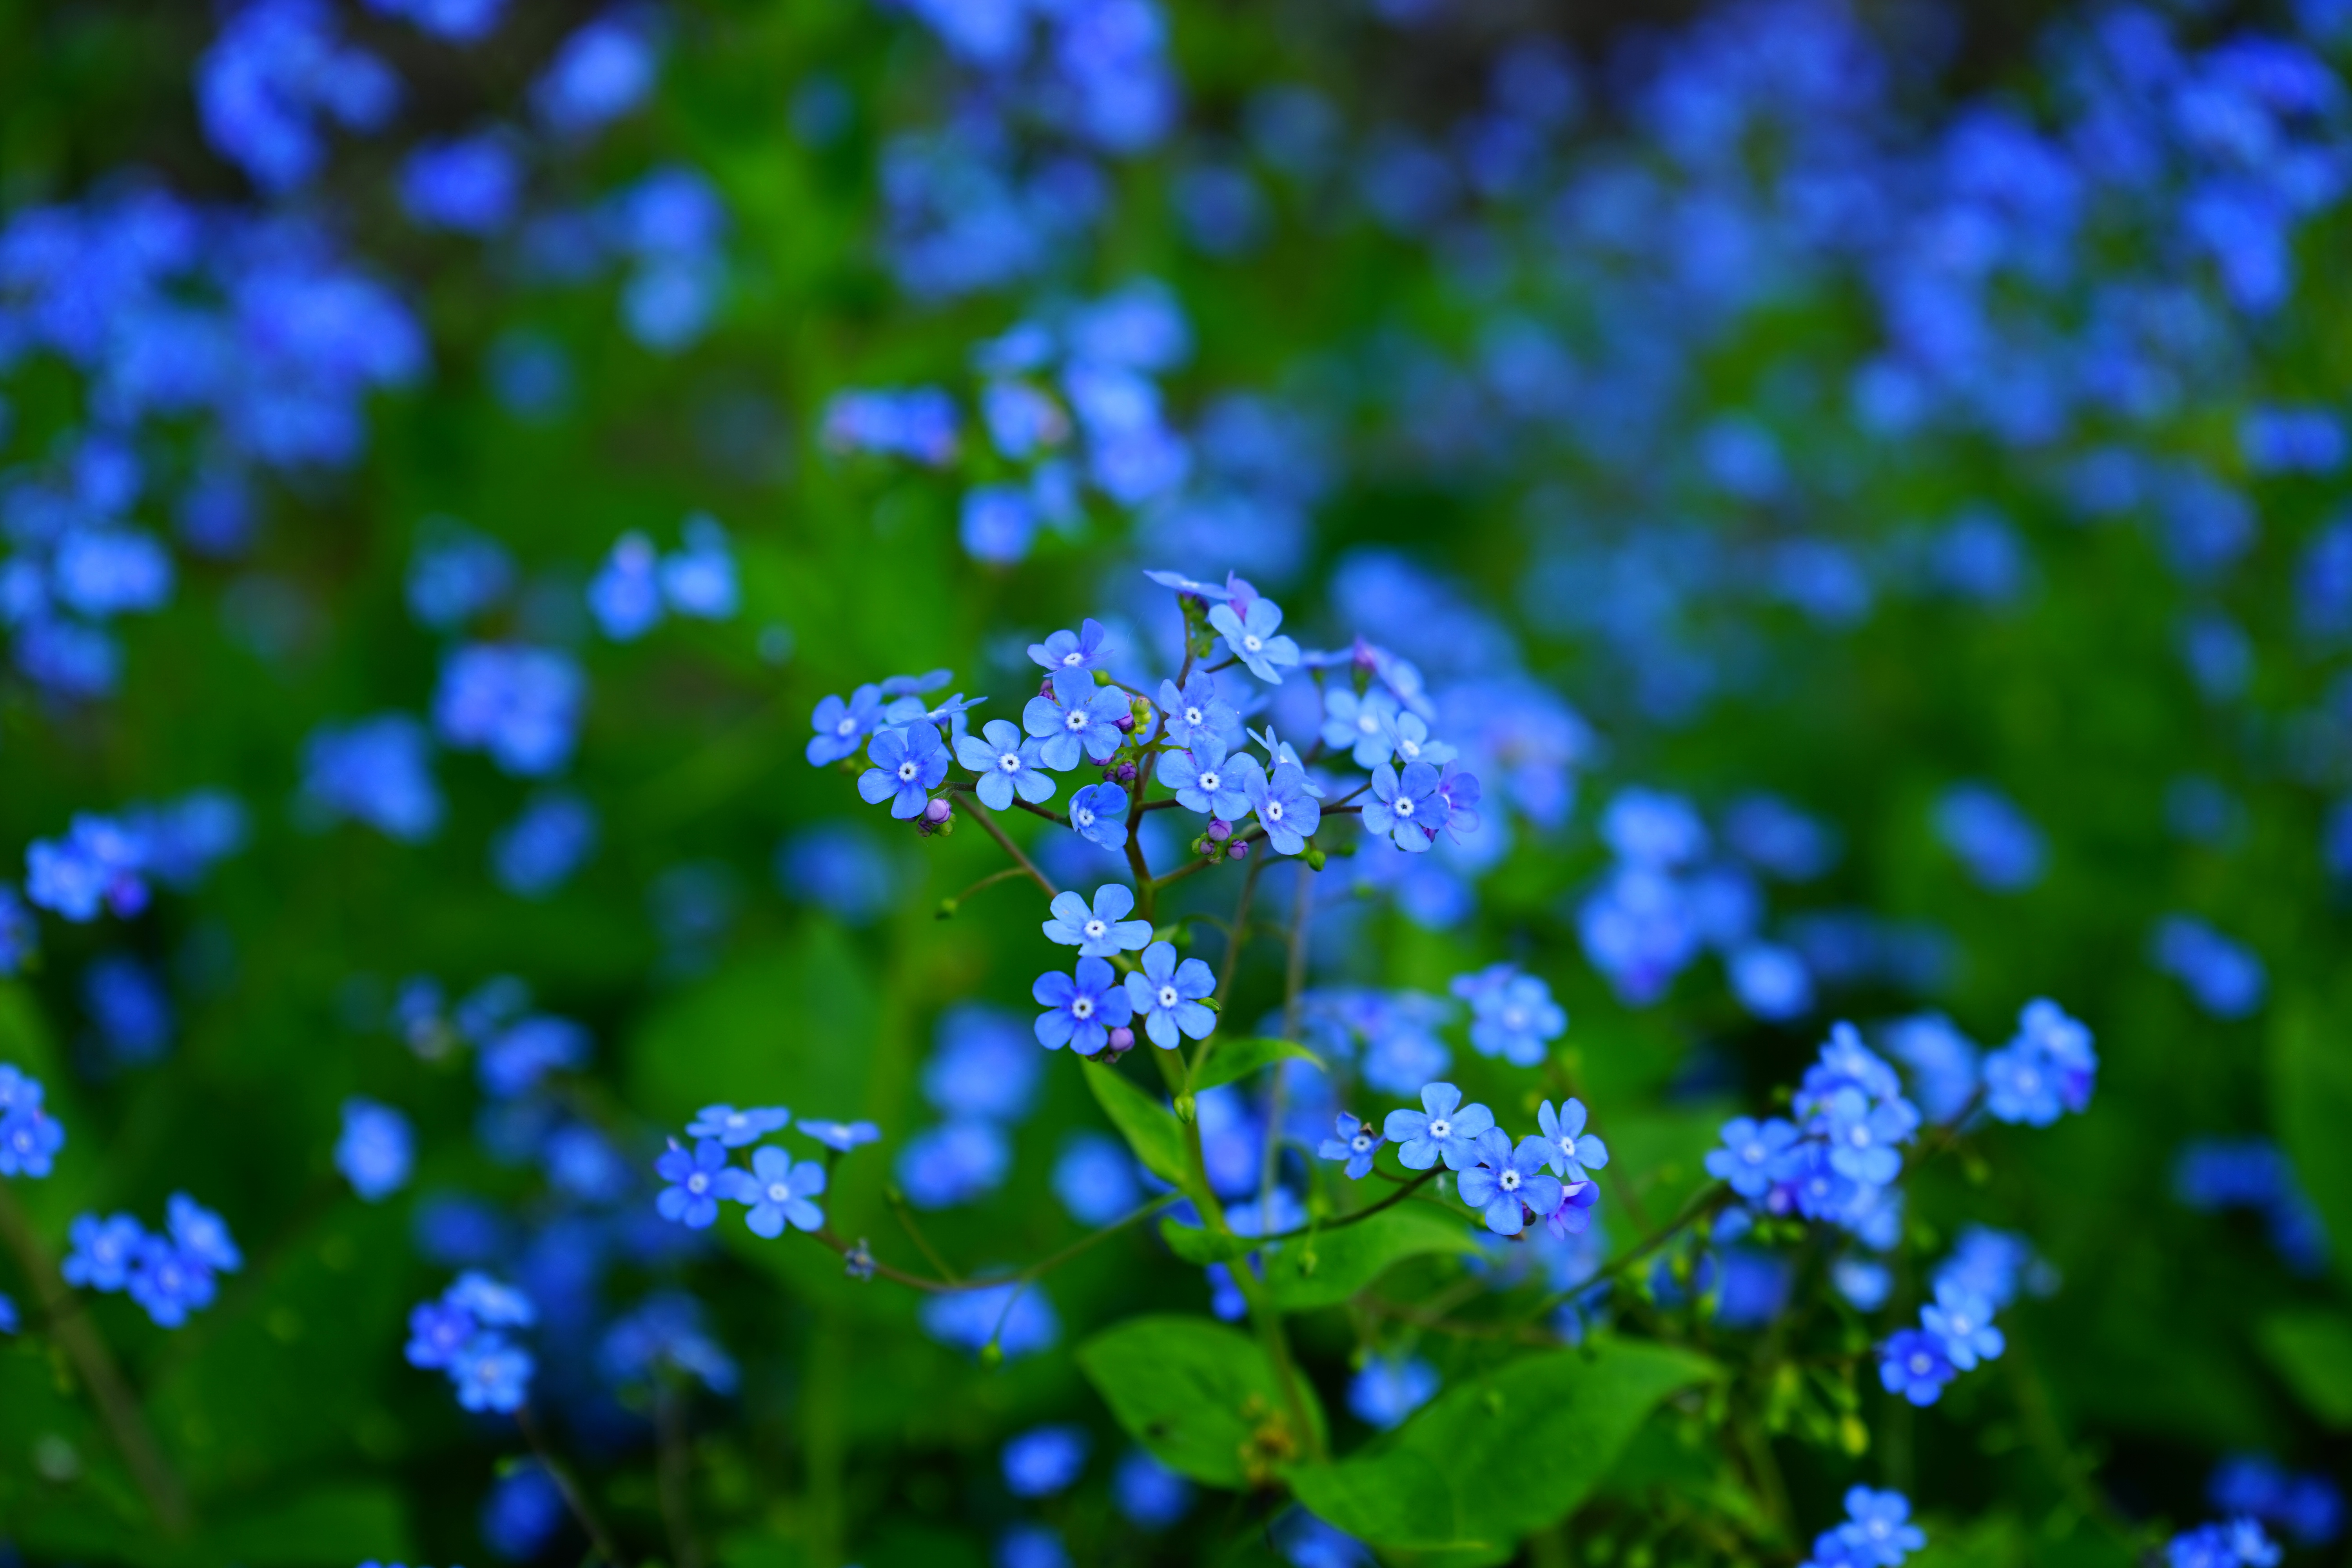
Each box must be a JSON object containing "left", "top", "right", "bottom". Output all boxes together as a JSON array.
[
  {"left": 1191, "top": 818, "right": 1250, "bottom": 863},
  {"left": 916, "top": 796, "right": 955, "bottom": 838}
]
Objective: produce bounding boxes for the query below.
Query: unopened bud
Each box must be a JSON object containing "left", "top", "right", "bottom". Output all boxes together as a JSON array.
[
  {"left": 1115, "top": 713, "right": 1136, "bottom": 732},
  {"left": 1229, "top": 840, "right": 1250, "bottom": 859},
  {"left": 1207, "top": 818, "right": 1232, "bottom": 842},
  {"left": 924, "top": 797, "right": 952, "bottom": 823},
  {"left": 1116, "top": 762, "right": 1138, "bottom": 783},
  {"left": 1093, "top": 670, "right": 1115, "bottom": 686},
  {"left": 1305, "top": 846, "right": 1327, "bottom": 871},
  {"left": 936, "top": 898, "right": 958, "bottom": 920},
  {"left": 1174, "top": 1093, "right": 1197, "bottom": 1123},
  {"left": 1038, "top": 677, "right": 1055, "bottom": 699}
]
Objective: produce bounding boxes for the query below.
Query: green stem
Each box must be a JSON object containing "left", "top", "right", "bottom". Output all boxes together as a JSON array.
[
  {"left": 958, "top": 794, "right": 1058, "bottom": 898},
  {"left": 519, "top": 1402, "right": 630, "bottom": 1567}
]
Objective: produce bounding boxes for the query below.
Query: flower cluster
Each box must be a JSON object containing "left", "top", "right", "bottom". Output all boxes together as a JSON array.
[
  {"left": 61, "top": 1196, "right": 242, "bottom": 1329},
  {"left": 0, "top": 1065, "right": 64, "bottom": 1178},
  {"left": 653, "top": 1103, "right": 834, "bottom": 1240},
  {"left": 1319, "top": 1081, "right": 1608, "bottom": 1240},
  {"left": 24, "top": 795, "right": 245, "bottom": 925},
  {"left": 1878, "top": 1279, "right": 2006, "bottom": 1408},
  {"left": 1706, "top": 1024, "right": 1918, "bottom": 1243},
  {"left": 588, "top": 513, "right": 741, "bottom": 641},
  {"left": 2164, "top": 1519, "right": 2283, "bottom": 1568},
  {"left": 404, "top": 1272, "right": 538, "bottom": 1414}
]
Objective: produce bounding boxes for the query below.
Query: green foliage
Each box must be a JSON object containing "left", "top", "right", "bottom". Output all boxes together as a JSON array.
[
  {"left": 1077, "top": 1314, "right": 1326, "bottom": 1489},
  {"left": 1189, "top": 1037, "right": 1326, "bottom": 1094},
  {"left": 1082, "top": 1058, "right": 1199, "bottom": 1195},
  {"left": 1262, "top": 1204, "right": 1479, "bottom": 1313}
]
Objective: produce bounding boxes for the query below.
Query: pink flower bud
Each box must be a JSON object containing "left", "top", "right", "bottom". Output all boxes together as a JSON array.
[
  {"left": 1207, "top": 818, "right": 1232, "bottom": 842},
  {"left": 923, "top": 797, "right": 952, "bottom": 824},
  {"left": 1108, "top": 1026, "right": 1134, "bottom": 1052}
]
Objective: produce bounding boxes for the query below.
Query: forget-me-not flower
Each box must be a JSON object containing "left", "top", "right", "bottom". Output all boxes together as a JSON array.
[
  {"left": 1820, "top": 1087, "right": 1916, "bottom": 1185},
  {"left": 1920, "top": 1283, "right": 2004, "bottom": 1371},
  {"left": 1362, "top": 761, "right": 1442, "bottom": 852},
  {"left": 1455, "top": 964, "right": 1566, "bottom": 1066},
  {"left": 798, "top": 1119, "right": 881, "bottom": 1151},
  {"left": 655, "top": 1138, "right": 731, "bottom": 1229},
  {"left": 1157, "top": 673, "right": 1240, "bottom": 751},
  {"left": 1024, "top": 670, "right": 1129, "bottom": 771},
  {"left": 1457, "top": 1129, "right": 1564, "bottom": 1236},
  {"left": 1318, "top": 1113, "right": 1383, "bottom": 1179},
  {"left": 688, "top": 1104, "right": 791, "bottom": 1147},
  {"left": 1321, "top": 686, "right": 1398, "bottom": 768},
  {"left": 1068, "top": 782, "right": 1130, "bottom": 849},
  {"left": 1244, "top": 764, "right": 1321, "bottom": 855},
  {"left": 1878, "top": 1328, "right": 1957, "bottom": 1406},
  {"left": 726, "top": 1147, "right": 828, "bottom": 1238},
  {"left": 1124, "top": 941, "right": 1216, "bottom": 1048},
  {"left": 1823, "top": 1487, "right": 1927, "bottom": 1568},
  {"left": 1034, "top": 957, "right": 1133, "bottom": 1053},
  {"left": 858, "top": 724, "right": 949, "bottom": 818},
  {"left": 1380, "top": 709, "right": 1455, "bottom": 770},
  {"left": 1028, "top": 619, "right": 1111, "bottom": 674},
  {"left": 956, "top": 718, "right": 1057, "bottom": 810},
  {"left": 1207, "top": 593, "right": 1300, "bottom": 683},
  {"left": 1706, "top": 1116, "right": 1801, "bottom": 1198},
  {"left": 1534, "top": 1098, "right": 1609, "bottom": 1182},
  {"left": 63, "top": 1213, "right": 145, "bottom": 1291},
  {"left": 1157, "top": 738, "right": 1257, "bottom": 820},
  {"left": 1383, "top": 1082, "right": 1495, "bottom": 1171},
  {"left": 1043, "top": 884, "right": 1154, "bottom": 958}
]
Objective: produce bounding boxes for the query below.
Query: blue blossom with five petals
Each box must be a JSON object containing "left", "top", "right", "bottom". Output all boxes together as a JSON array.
[
  {"left": 62, "top": 1213, "right": 144, "bottom": 1291},
  {"left": 1819, "top": 1087, "right": 1917, "bottom": 1185},
  {"left": 1382, "top": 1082, "right": 1496, "bottom": 1171},
  {"left": 1023, "top": 670, "right": 1130, "bottom": 771},
  {"left": 1878, "top": 1328, "right": 1956, "bottom": 1406},
  {"left": 1534, "top": 1099, "right": 1610, "bottom": 1181},
  {"left": 798, "top": 1119, "right": 881, "bottom": 1152},
  {"left": 1034, "top": 957, "right": 1133, "bottom": 1053},
  {"left": 1156, "top": 738, "right": 1257, "bottom": 820},
  {"left": 1457, "top": 1129, "right": 1564, "bottom": 1237},
  {"left": 1043, "top": 884, "right": 1154, "bottom": 958},
  {"left": 1244, "top": 764, "right": 1322, "bottom": 855},
  {"left": 1706, "top": 1116, "right": 1800, "bottom": 1198},
  {"left": 688, "top": 1104, "right": 791, "bottom": 1147},
  {"left": 1321, "top": 686, "right": 1398, "bottom": 768},
  {"left": 955, "top": 718, "right": 1057, "bottom": 810},
  {"left": 724, "top": 1147, "right": 828, "bottom": 1238},
  {"left": 1156, "top": 673, "right": 1239, "bottom": 750},
  {"left": 858, "top": 724, "right": 949, "bottom": 818},
  {"left": 1318, "top": 1113, "right": 1383, "bottom": 1179},
  {"left": 1123, "top": 942, "right": 1216, "bottom": 1049},
  {"left": 1029, "top": 618, "right": 1111, "bottom": 674},
  {"left": 1919, "top": 1283, "right": 2004, "bottom": 1371},
  {"left": 1455, "top": 964, "right": 1566, "bottom": 1066},
  {"left": 1379, "top": 710, "right": 1456, "bottom": 770},
  {"left": 1207, "top": 594, "right": 1301, "bottom": 684},
  {"left": 1068, "top": 782, "right": 1130, "bottom": 849},
  {"left": 655, "top": 1138, "right": 730, "bottom": 1229},
  {"left": 1362, "top": 761, "right": 1442, "bottom": 851}
]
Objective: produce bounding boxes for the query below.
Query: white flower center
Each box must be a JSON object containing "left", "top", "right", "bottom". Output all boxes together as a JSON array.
[
  {"left": 1242, "top": 634, "right": 1262, "bottom": 652},
  {"left": 1502, "top": 1007, "right": 1526, "bottom": 1029},
  {"left": 1500, "top": 1169, "right": 1521, "bottom": 1192},
  {"left": 1427, "top": 1118, "right": 1450, "bottom": 1140},
  {"left": 1743, "top": 1141, "right": 1765, "bottom": 1163},
  {"left": 1357, "top": 713, "right": 1378, "bottom": 733},
  {"left": 1065, "top": 710, "right": 1089, "bottom": 731},
  {"left": 2016, "top": 1069, "right": 2041, "bottom": 1092},
  {"left": 1266, "top": 801, "right": 1284, "bottom": 822},
  {"left": 835, "top": 717, "right": 857, "bottom": 735},
  {"left": 897, "top": 761, "right": 918, "bottom": 781},
  {"left": 1157, "top": 985, "right": 1179, "bottom": 1009},
  {"left": 1074, "top": 807, "right": 1094, "bottom": 827},
  {"left": 1072, "top": 996, "right": 1094, "bottom": 1019},
  {"left": 1084, "top": 918, "right": 1106, "bottom": 938},
  {"left": 687, "top": 1173, "right": 708, "bottom": 1193},
  {"left": 1352, "top": 1134, "right": 1372, "bottom": 1152},
  {"left": 1185, "top": 705, "right": 1204, "bottom": 726},
  {"left": 998, "top": 753, "right": 1021, "bottom": 773},
  {"left": 1394, "top": 797, "right": 1415, "bottom": 818},
  {"left": 1867, "top": 1521, "right": 1890, "bottom": 1541},
  {"left": 1198, "top": 770, "right": 1220, "bottom": 792},
  {"left": 1400, "top": 737, "right": 1420, "bottom": 758},
  {"left": 1909, "top": 1353, "right": 1933, "bottom": 1376},
  {"left": 1062, "top": 651, "right": 1084, "bottom": 666},
  {"left": 767, "top": 1182, "right": 789, "bottom": 1204},
  {"left": 1848, "top": 1125, "right": 1869, "bottom": 1147}
]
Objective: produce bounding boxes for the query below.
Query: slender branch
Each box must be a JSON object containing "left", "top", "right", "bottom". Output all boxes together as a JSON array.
[
  {"left": 1249, "top": 1167, "right": 1442, "bottom": 1247},
  {"left": 518, "top": 1402, "right": 631, "bottom": 1568},
  {"left": 655, "top": 1382, "right": 704, "bottom": 1568},
  {"left": 1009, "top": 798, "right": 1071, "bottom": 828},
  {"left": 940, "top": 865, "right": 1029, "bottom": 913},
  {"left": 984, "top": 1195, "right": 1182, "bottom": 1348},
  {"left": 1213, "top": 853, "right": 1267, "bottom": 1005},
  {"left": 958, "top": 795, "right": 1058, "bottom": 898},
  {"left": 886, "top": 1190, "right": 963, "bottom": 1284},
  {"left": 0, "top": 1182, "right": 189, "bottom": 1535},
  {"left": 1135, "top": 798, "right": 1185, "bottom": 813},
  {"left": 1259, "top": 860, "right": 1316, "bottom": 1210},
  {"left": 808, "top": 1225, "right": 951, "bottom": 1292}
]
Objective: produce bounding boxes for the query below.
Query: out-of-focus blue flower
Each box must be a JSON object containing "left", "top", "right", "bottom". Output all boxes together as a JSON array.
[
  {"left": 2150, "top": 915, "right": 2267, "bottom": 1019},
  {"left": 1729, "top": 943, "right": 1814, "bottom": 1021},
  {"left": 897, "top": 1120, "right": 1011, "bottom": 1208},
  {"left": 401, "top": 132, "right": 522, "bottom": 234},
  {"left": 478, "top": 1014, "right": 590, "bottom": 1099},
  {"left": 1935, "top": 784, "right": 2044, "bottom": 892},
  {"left": 590, "top": 533, "right": 664, "bottom": 640},
  {"left": 198, "top": 0, "right": 401, "bottom": 194},
  {"left": 492, "top": 793, "right": 598, "bottom": 898},
  {"left": 996, "top": 1524, "right": 1071, "bottom": 1568},
  {"left": 63, "top": 1213, "right": 142, "bottom": 1290},
  {"left": 1347, "top": 1355, "right": 1438, "bottom": 1429},
  {"left": 1878, "top": 1328, "right": 1956, "bottom": 1406},
  {"left": 534, "top": 9, "right": 660, "bottom": 137},
  {"left": 1451, "top": 964, "right": 1565, "bottom": 1067},
  {"left": 26, "top": 816, "right": 149, "bottom": 922},
  {"left": 407, "top": 520, "right": 515, "bottom": 630},
  {"left": 1982, "top": 998, "right": 2096, "bottom": 1126},
  {"left": 83, "top": 955, "right": 172, "bottom": 1067},
  {"left": 364, "top": 0, "right": 508, "bottom": 42},
  {"left": 1052, "top": 1132, "right": 1140, "bottom": 1224},
  {"left": 777, "top": 822, "right": 898, "bottom": 924},
  {"left": 123, "top": 793, "right": 246, "bottom": 892},
  {"left": 1002, "top": 1425, "right": 1089, "bottom": 1497},
  {"left": 686, "top": 1105, "right": 790, "bottom": 1148},
  {"left": 601, "top": 1291, "right": 738, "bottom": 1394},
  {"left": 824, "top": 387, "right": 959, "bottom": 465},
  {"left": 962, "top": 486, "right": 1040, "bottom": 564},
  {"left": 924, "top": 1004, "right": 1042, "bottom": 1122},
  {"left": 1707, "top": 1117, "right": 1800, "bottom": 1199},
  {"left": 1112, "top": 1447, "right": 1192, "bottom": 1529},
  {"left": 434, "top": 644, "right": 586, "bottom": 777},
  {"left": 662, "top": 515, "right": 738, "bottom": 619},
  {"left": 336, "top": 1097, "right": 414, "bottom": 1202},
  {"left": 920, "top": 1280, "right": 1058, "bottom": 1359}
]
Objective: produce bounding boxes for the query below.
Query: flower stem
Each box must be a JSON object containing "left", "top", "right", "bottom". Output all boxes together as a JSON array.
[
  {"left": 958, "top": 794, "right": 1058, "bottom": 898},
  {"left": 518, "top": 1402, "right": 630, "bottom": 1567}
]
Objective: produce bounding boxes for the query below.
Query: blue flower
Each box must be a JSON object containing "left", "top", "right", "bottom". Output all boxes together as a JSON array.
[
  {"left": 1457, "top": 1128, "right": 1564, "bottom": 1237},
  {"left": 798, "top": 1119, "right": 881, "bottom": 1152},
  {"left": 62, "top": 1213, "right": 144, "bottom": 1291},
  {"left": 1534, "top": 1098, "right": 1610, "bottom": 1181},
  {"left": 453, "top": 1336, "right": 535, "bottom": 1413},
  {"left": 1157, "top": 673, "right": 1240, "bottom": 751},
  {"left": 406, "top": 1300, "right": 479, "bottom": 1369},
  {"left": 1003, "top": 1424, "right": 1090, "bottom": 1497},
  {"left": 0, "top": 1293, "right": 15, "bottom": 1334},
  {"left": 808, "top": 685, "right": 885, "bottom": 766},
  {"left": 448, "top": 1270, "right": 537, "bottom": 1327},
  {"left": 1245, "top": 764, "right": 1321, "bottom": 855},
  {"left": 1919, "top": 1283, "right": 2004, "bottom": 1371},
  {"left": 1706, "top": 1116, "right": 1800, "bottom": 1199},
  {"left": 25, "top": 815, "right": 149, "bottom": 922},
  {"left": 897, "top": 1121, "right": 1011, "bottom": 1208},
  {"left": 1454, "top": 965, "right": 1566, "bottom": 1067},
  {"left": 956, "top": 719, "right": 1057, "bottom": 811},
  {"left": 1382, "top": 1082, "right": 1496, "bottom": 1172},
  {"left": 1347, "top": 1355, "right": 1439, "bottom": 1429},
  {"left": 1543, "top": 1178, "right": 1601, "bottom": 1240},
  {"left": 301, "top": 715, "right": 444, "bottom": 842},
  {"left": 858, "top": 724, "right": 950, "bottom": 818},
  {"left": 0, "top": 1081, "right": 64, "bottom": 1179},
  {"left": 655, "top": 1138, "right": 731, "bottom": 1229},
  {"left": 590, "top": 532, "right": 664, "bottom": 640},
  {"left": 1034, "top": 957, "right": 1133, "bottom": 1053},
  {"left": 336, "top": 1097, "right": 414, "bottom": 1202},
  {"left": 1023, "top": 670, "right": 1129, "bottom": 771},
  {"left": 1068, "top": 782, "right": 1131, "bottom": 848},
  {"left": 1379, "top": 709, "right": 1455, "bottom": 771},
  {"left": 1982, "top": 1044, "right": 2062, "bottom": 1126},
  {"left": 1207, "top": 593, "right": 1301, "bottom": 683},
  {"left": 1878, "top": 1328, "right": 1956, "bottom": 1406},
  {"left": 1317, "top": 1113, "right": 1383, "bottom": 1179},
  {"left": 167, "top": 1194, "right": 240, "bottom": 1274},
  {"left": 1156, "top": 737, "right": 1258, "bottom": 820},
  {"left": 688, "top": 1104, "right": 791, "bottom": 1147},
  {"left": 401, "top": 131, "right": 521, "bottom": 234},
  {"left": 1053, "top": 1132, "right": 1141, "bottom": 1224},
  {"left": 1362, "top": 761, "right": 1442, "bottom": 852},
  {"left": 1043, "top": 884, "right": 1154, "bottom": 958},
  {"left": 1321, "top": 686, "right": 1399, "bottom": 768},
  {"left": 1029, "top": 619, "right": 1111, "bottom": 674},
  {"left": 127, "top": 1233, "right": 216, "bottom": 1328},
  {"left": 1112, "top": 1447, "right": 1192, "bottom": 1529},
  {"left": 2165, "top": 1522, "right": 2281, "bottom": 1568},
  {"left": 1124, "top": 942, "right": 1216, "bottom": 1049},
  {"left": 432, "top": 644, "right": 586, "bottom": 777},
  {"left": 662, "top": 515, "right": 738, "bottom": 619},
  {"left": 725, "top": 1147, "right": 828, "bottom": 1238},
  {"left": 1819, "top": 1087, "right": 1917, "bottom": 1185},
  {"left": 1823, "top": 1486, "right": 1927, "bottom": 1568}
]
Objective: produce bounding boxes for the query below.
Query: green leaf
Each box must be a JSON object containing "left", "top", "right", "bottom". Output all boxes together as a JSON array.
[
  {"left": 1191, "top": 1036, "right": 1325, "bottom": 1095},
  {"left": 2258, "top": 1309, "right": 2352, "bottom": 1427},
  {"left": 2272, "top": 997, "right": 2352, "bottom": 1296},
  {"left": 1083, "top": 1061, "right": 1196, "bottom": 1193},
  {"left": 1077, "top": 1314, "right": 1326, "bottom": 1489},
  {"left": 1287, "top": 1339, "right": 1717, "bottom": 1562},
  {"left": 1263, "top": 1205, "right": 1480, "bottom": 1312},
  {"left": 1159, "top": 1219, "right": 1259, "bottom": 1265}
]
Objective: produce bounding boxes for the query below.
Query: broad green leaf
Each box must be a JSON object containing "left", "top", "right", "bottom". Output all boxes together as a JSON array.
[
  {"left": 2257, "top": 1309, "right": 2352, "bottom": 1427},
  {"left": 1078, "top": 1314, "right": 1326, "bottom": 1489},
  {"left": 1287, "top": 1339, "right": 1718, "bottom": 1562},
  {"left": 1263, "top": 1205, "right": 1480, "bottom": 1312},
  {"left": 2271, "top": 997, "right": 2352, "bottom": 1296},
  {"left": 1084, "top": 1060, "right": 1197, "bottom": 1193},
  {"left": 1160, "top": 1219, "right": 1259, "bottom": 1265},
  {"left": 1191, "top": 1036, "right": 1325, "bottom": 1094}
]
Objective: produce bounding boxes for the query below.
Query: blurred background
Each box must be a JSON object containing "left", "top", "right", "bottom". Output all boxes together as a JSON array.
[{"left": 2, "top": 0, "right": 2350, "bottom": 1564}]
